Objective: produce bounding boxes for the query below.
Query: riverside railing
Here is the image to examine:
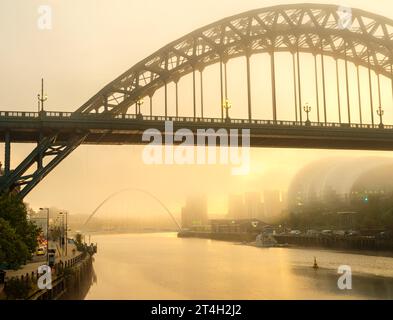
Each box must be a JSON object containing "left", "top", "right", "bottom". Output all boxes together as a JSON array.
[{"left": 4, "top": 251, "right": 86, "bottom": 288}]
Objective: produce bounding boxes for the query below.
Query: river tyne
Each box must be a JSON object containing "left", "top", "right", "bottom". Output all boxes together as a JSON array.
[{"left": 84, "top": 233, "right": 393, "bottom": 300}]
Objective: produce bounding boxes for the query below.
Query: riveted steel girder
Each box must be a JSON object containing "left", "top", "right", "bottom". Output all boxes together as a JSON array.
[
  {"left": 76, "top": 4, "right": 393, "bottom": 116},
  {"left": 3, "top": 3, "right": 393, "bottom": 198}
]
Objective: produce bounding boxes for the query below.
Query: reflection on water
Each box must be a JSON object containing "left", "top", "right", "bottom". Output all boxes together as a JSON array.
[
  {"left": 63, "top": 258, "right": 97, "bottom": 300},
  {"left": 291, "top": 266, "right": 393, "bottom": 300},
  {"left": 84, "top": 233, "right": 393, "bottom": 300}
]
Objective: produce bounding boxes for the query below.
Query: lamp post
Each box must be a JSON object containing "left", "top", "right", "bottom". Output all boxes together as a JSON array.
[
  {"left": 39, "top": 207, "right": 49, "bottom": 263},
  {"left": 377, "top": 105, "right": 384, "bottom": 129},
  {"left": 52, "top": 215, "right": 62, "bottom": 254},
  {"left": 303, "top": 103, "right": 312, "bottom": 126},
  {"left": 58, "top": 213, "right": 64, "bottom": 256},
  {"left": 223, "top": 99, "right": 232, "bottom": 122},
  {"left": 60, "top": 211, "right": 68, "bottom": 256},
  {"left": 37, "top": 78, "right": 47, "bottom": 113},
  {"left": 136, "top": 98, "right": 144, "bottom": 119}
]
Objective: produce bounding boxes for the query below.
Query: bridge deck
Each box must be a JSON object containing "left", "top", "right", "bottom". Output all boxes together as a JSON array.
[{"left": 1, "top": 111, "right": 393, "bottom": 150}]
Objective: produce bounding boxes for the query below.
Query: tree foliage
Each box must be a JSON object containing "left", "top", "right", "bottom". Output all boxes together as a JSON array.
[
  {"left": 49, "top": 225, "right": 62, "bottom": 241},
  {"left": 0, "top": 194, "right": 40, "bottom": 269}
]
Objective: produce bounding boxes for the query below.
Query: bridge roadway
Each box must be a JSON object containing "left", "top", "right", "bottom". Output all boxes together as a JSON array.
[{"left": 1, "top": 110, "right": 393, "bottom": 150}]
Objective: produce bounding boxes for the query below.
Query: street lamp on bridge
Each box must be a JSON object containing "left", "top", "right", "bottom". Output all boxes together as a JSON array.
[
  {"left": 303, "top": 103, "right": 312, "bottom": 126},
  {"left": 377, "top": 106, "right": 384, "bottom": 129},
  {"left": 223, "top": 99, "right": 232, "bottom": 122},
  {"left": 136, "top": 98, "right": 144, "bottom": 120},
  {"left": 37, "top": 78, "right": 48, "bottom": 113}
]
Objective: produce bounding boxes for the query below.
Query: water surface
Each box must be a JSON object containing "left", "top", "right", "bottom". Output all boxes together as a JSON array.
[{"left": 85, "top": 233, "right": 393, "bottom": 300}]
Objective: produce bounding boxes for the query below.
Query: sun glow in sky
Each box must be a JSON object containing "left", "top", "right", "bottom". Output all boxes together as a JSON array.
[{"left": 1, "top": 0, "right": 393, "bottom": 217}]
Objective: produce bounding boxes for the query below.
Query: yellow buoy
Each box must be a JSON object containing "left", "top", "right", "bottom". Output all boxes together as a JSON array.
[{"left": 313, "top": 257, "right": 319, "bottom": 269}]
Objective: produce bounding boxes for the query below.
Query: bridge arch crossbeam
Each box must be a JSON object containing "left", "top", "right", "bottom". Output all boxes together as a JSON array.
[
  {"left": 3, "top": 3, "right": 393, "bottom": 199},
  {"left": 76, "top": 4, "right": 393, "bottom": 116}
]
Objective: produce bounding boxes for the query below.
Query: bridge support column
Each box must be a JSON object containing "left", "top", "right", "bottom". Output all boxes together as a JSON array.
[
  {"left": 4, "top": 131, "right": 10, "bottom": 175},
  {"left": 175, "top": 80, "right": 179, "bottom": 118},
  {"left": 192, "top": 68, "right": 196, "bottom": 119},
  {"left": 292, "top": 52, "right": 298, "bottom": 122},
  {"left": 149, "top": 94, "right": 153, "bottom": 117},
  {"left": 270, "top": 50, "right": 277, "bottom": 122},
  {"left": 321, "top": 40, "right": 327, "bottom": 124},
  {"left": 313, "top": 53, "right": 320, "bottom": 123},
  {"left": 164, "top": 81, "right": 168, "bottom": 119},
  {"left": 377, "top": 74, "right": 382, "bottom": 112},
  {"left": 224, "top": 61, "right": 228, "bottom": 102},
  {"left": 296, "top": 46, "right": 302, "bottom": 123},
  {"left": 368, "top": 50, "right": 374, "bottom": 126},
  {"left": 246, "top": 53, "right": 252, "bottom": 121},
  {"left": 200, "top": 68, "right": 204, "bottom": 119},
  {"left": 391, "top": 63, "right": 393, "bottom": 122},
  {"left": 357, "top": 65, "right": 363, "bottom": 124},
  {"left": 336, "top": 59, "right": 342, "bottom": 124},
  {"left": 219, "top": 58, "right": 224, "bottom": 120},
  {"left": 344, "top": 43, "right": 351, "bottom": 124}
]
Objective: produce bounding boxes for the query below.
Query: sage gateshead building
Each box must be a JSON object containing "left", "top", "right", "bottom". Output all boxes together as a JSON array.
[{"left": 287, "top": 157, "right": 393, "bottom": 213}]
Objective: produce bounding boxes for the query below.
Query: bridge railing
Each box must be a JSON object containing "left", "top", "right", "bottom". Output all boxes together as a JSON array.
[
  {"left": 0, "top": 111, "right": 40, "bottom": 118},
  {"left": 45, "top": 111, "right": 73, "bottom": 118},
  {"left": 0, "top": 110, "right": 392, "bottom": 130}
]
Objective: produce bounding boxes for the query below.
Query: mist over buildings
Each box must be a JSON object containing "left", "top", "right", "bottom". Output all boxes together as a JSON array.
[{"left": 31, "top": 156, "right": 393, "bottom": 232}]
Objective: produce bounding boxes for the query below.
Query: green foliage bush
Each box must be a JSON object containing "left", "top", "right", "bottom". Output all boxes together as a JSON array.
[
  {"left": 0, "top": 194, "right": 40, "bottom": 269},
  {"left": 0, "top": 218, "right": 29, "bottom": 269}
]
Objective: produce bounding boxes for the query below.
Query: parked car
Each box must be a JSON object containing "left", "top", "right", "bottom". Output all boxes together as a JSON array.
[
  {"left": 347, "top": 230, "right": 360, "bottom": 237},
  {"left": 321, "top": 230, "right": 333, "bottom": 236},
  {"left": 306, "top": 230, "right": 320, "bottom": 236},
  {"left": 333, "top": 230, "right": 346, "bottom": 236},
  {"left": 36, "top": 247, "right": 45, "bottom": 256},
  {"left": 289, "top": 230, "right": 302, "bottom": 235},
  {"left": 377, "top": 231, "right": 392, "bottom": 239}
]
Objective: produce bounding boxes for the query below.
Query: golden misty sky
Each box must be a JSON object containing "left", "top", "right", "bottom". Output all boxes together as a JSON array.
[{"left": 1, "top": 0, "right": 393, "bottom": 219}]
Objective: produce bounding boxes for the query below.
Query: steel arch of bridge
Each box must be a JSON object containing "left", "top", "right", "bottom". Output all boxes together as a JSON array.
[
  {"left": 2, "top": 3, "right": 393, "bottom": 198},
  {"left": 77, "top": 3, "right": 393, "bottom": 117}
]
